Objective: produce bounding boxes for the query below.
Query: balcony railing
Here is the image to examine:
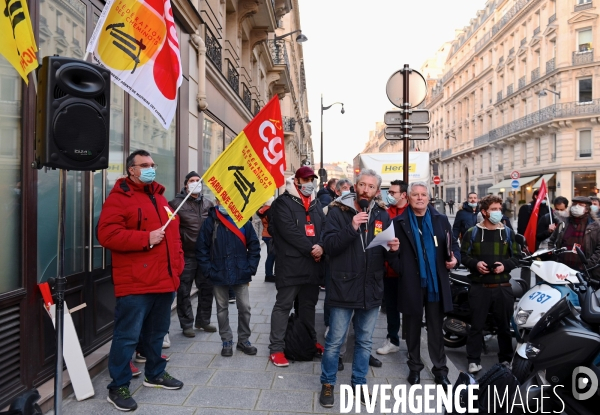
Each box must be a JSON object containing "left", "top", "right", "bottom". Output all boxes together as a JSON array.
[
  {"left": 579, "top": 149, "right": 592, "bottom": 158},
  {"left": 242, "top": 83, "right": 251, "bottom": 112},
  {"left": 283, "top": 116, "right": 296, "bottom": 132},
  {"left": 226, "top": 59, "right": 239, "bottom": 93},
  {"left": 520, "top": 38, "right": 527, "bottom": 46},
  {"left": 441, "top": 149, "right": 452, "bottom": 159},
  {"left": 252, "top": 99, "right": 260, "bottom": 116},
  {"left": 546, "top": 57, "right": 555, "bottom": 74},
  {"left": 533, "top": 26, "right": 540, "bottom": 36},
  {"left": 442, "top": 68, "right": 454, "bottom": 83},
  {"left": 549, "top": 13, "right": 556, "bottom": 24},
  {"left": 205, "top": 28, "right": 222, "bottom": 71},
  {"left": 497, "top": 91, "right": 503, "bottom": 102},
  {"left": 575, "top": 2, "right": 593, "bottom": 12},
  {"left": 573, "top": 50, "right": 593, "bottom": 65},
  {"left": 531, "top": 67, "right": 540, "bottom": 82},
  {"left": 431, "top": 149, "right": 440, "bottom": 159},
  {"left": 492, "top": 0, "right": 530, "bottom": 36},
  {"left": 474, "top": 133, "right": 490, "bottom": 146},
  {"left": 499, "top": 56, "right": 505, "bottom": 65},
  {"left": 269, "top": 39, "right": 289, "bottom": 66},
  {"left": 498, "top": 164, "right": 504, "bottom": 171},
  {"left": 518, "top": 76, "right": 526, "bottom": 89},
  {"left": 509, "top": 47, "right": 515, "bottom": 55},
  {"left": 56, "top": 27, "right": 65, "bottom": 37},
  {"left": 507, "top": 83, "right": 514, "bottom": 95}
]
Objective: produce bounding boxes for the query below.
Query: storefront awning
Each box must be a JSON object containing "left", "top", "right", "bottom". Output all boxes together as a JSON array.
[
  {"left": 533, "top": 174, "right": 555, "bottom": 188},
  {"left": 487, "top": 176, "right": 540, "bottom": 193}
]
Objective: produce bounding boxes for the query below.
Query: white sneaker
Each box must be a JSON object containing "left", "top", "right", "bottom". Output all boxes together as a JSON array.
[
  {"left": 162, "top": 333, "right": 171, "bottom": 349},
  {"left": 468, "top": 363, "right": 482, "bottom": 373},
  {"left": 376, "top": 338, "right": 400, "bottom": 355}
]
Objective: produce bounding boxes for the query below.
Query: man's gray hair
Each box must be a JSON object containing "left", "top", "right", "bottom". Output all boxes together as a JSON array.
[
  {"left": 408, "top": 181, "right": 430, "bottom": 197},
  {"left": 336, "top": 178, "right": 352, "bottom": 191},
  {"left": 356, "top": 169, "right": 382, "bottom": 188}
]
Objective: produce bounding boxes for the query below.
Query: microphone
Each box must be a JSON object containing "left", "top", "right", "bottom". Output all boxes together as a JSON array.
[{"left": 358, "top": 199, "right": 369, "bottom": 233}]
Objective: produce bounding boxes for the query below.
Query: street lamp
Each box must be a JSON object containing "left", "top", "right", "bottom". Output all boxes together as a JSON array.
[
  {"left": 274, "top": 30, "right": 308, "bottom": 43},
  {"left": 538, "top": 88, "right": 561, "bottom": 99},
  {"left": 320, "top": 94, "right": 344, "bottom": 188}
]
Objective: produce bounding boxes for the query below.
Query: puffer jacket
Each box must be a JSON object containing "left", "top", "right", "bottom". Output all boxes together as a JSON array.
[
  {"left": 196, "top": 207, "right": 261, "bottom": 286},
  {"left": 323, "top": 193, "right": 396, "bottom": 310},
  {"left": 452, "top": 201, "right": 479, "bottom": 240},
  {"left": 169, "top": 189, "right": 213, "bottom": 256},
  {"left": 548, "top": 215, "right": 600, "bottom": 279},
  {"left": 97, "top": 178, "right": 184, "bottom": 297},
  {"left": 270, "top": 178, "right": 326, "bottom": 288}
]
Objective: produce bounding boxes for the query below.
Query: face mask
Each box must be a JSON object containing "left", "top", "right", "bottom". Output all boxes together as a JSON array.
[
  {"left": 541, "top": 200, "right": 547, "bottom": 204},
  {"left": 592, "top": 205, "right": 599, "bottom": 214},
  {"left": 139, "top": 167, "right": 156, "bottom": 184},
  {"left": 299, "top": 182, "right": 315, "bottom": 197},
  {"left": 217, "top": 205, "right": 229, "bottom": 216},
  {"left": 556, "top": 210, "right": 569, "bottom": 218},
  {"left": 386, "top": 193, "right": 397, "bottom": 205},
  {"left": 488, "top": 211, "right": 503, "bottom": 225},
  {"left": 188, "top": 181, "right": 202, "bottom": 194},
  {"left": 14, "top": 188, "right": 20, "bottom": 196},
  {"left": 571, "top": 205, "right": 586, "bottom": 217},
  {"left": 341, "top": 190, "right": 351, "bottom": 197},
  {"left": 468, "top": 203, "right": 477, "bottom": 209}
]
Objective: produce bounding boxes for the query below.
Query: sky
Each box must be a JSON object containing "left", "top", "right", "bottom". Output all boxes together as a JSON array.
[{"left": 299, "top": 0, "right": 487, "bottom": 165}]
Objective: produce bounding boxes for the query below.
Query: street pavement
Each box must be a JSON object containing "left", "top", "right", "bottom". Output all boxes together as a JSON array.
[{"left": 55, "top": 242, "right": 459, "bottom": 415}]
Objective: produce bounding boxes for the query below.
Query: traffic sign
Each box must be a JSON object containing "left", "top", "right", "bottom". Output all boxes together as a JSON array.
[
  {"left": 384, "top": 109, "right": 430, "bottom": 125},
  {"left": 384, "top": 126, "right": 430, "bottom": 140},
  {"left": 511, "top": 180, "right": 520, "bottom": 190},
  {"left": 386, "top": 68, "right": 428, "bottom": 108},
  {"left": 510, "top": 171, "right": 520, "bottom": 180},
  {"left": 433, "top": 176, "right": 441, "bottom": 185}
]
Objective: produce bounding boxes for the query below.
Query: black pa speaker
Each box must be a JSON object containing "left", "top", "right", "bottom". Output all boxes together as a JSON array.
[{"left": 35, "top": 56, "right": 111, "bottom": 170}]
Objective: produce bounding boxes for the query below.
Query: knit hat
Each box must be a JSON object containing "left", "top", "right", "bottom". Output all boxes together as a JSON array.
[{"left": 184, "top": 171, "right": 200, "bottom": 186}]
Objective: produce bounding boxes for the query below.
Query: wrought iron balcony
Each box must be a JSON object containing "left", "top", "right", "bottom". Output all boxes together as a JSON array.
[
  {"left": 549, "top": 13, "right": 556, "bottom": 24},
  {"left": 518, "top": 76, "right": 526, "bottom": 90},
  {"left": 56, "top": 27, "right": 65, "bottom": 37},
  {"left": 474, "top": 133, "right": 490, "bottom": 146},
  {"left": 441, "top": 149, "right": 452, "bottom": 159},
  {"left": 520, "top": 38, "right": 527, "bottom": 46},
  {"left": 283, "top": 116, "right": 296, "bottom": 132},
  {"left": 546, "top": 58, "right": 555, "bottom": 74},
  {"left": 268, "top": 40, "right": 289, "bottom": 66},
  {"left": 531, "top": 67, "right": 540, "bottom": 82},
  {"left": 242, "top": 83, "right": 251, "bottom": 112},
  {"left": 575, "top": 1, "right": 593, "bottom": 12},
  {"left": 573, "top": 50, "right": 593, "bottom": 65},
  {"left": 509, "top": 47, "right": 515, "bottom": 56},
  {"left": 253, "top": 100, "right": 260, "bottom": 116},
  {"left": 497, "top": 91, "right": 503, "bottom": 102},
  {"left": 492, "top": 0, "right": 530, "bottom": 36},
  {"left": 507, "top": 84, "right": 514, "bottom": 96},
  {"left": 226, "top": 59, "right": 239, "bottom": 93},
  {"left": 205, "top": 28, "right": 222, "bottom": 71},
  {"left": 498, "top": 164, "right": 504, "bottom": 171},
  {"left": 533, "top": 26, "right": 540, "bottom": 36}
]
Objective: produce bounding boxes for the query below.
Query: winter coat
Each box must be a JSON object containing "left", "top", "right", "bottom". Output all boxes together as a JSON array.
[
  {"left": 169, "top": 190, "right": 214, "bottom": 257},
  {"left": 548, "top": 216, "right": 600, "bottom": 279},
  {"left": 323, "top": 194, "right": 397, "bottom": 310},
  {"left": 392, "top": 205, "right": 460, "bottom": 315},
  {"left": 517, "top": 201, "right": 550, "bottom": 235},
  {"left": 97, "top": 178, "right": 184, "bottom": 297},
  {"left": 536, "top": 211, "right": 564, "bottom": 248},
  {"left": 452, "top": 201, "right": 479, "bottom": 240},
  {"left": 270, "top": 178, "right": 326, "bottom": 288},
  {"left": 317, "top": 187, "right": 335, "bottom": 207},
  {"left": 196, "top": 207, "right": 261, "bottom": 286}
]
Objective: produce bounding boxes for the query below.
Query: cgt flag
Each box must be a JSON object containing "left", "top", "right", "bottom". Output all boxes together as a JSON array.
[
  {"left": 0, "top": 0, "right": 38, "bottom": 84},
  {"left": 86, "top": 0, "right": 182, "bottom": 128},
  {"left": 203, "top": 96, "right": 286, "bottom": 227},
  {"left": 524, "top": 178, "right": 548, "bottom": 253}
]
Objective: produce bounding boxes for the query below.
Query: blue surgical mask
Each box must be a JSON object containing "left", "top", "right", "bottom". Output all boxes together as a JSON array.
[
  {"left": 386, "top": 193, "right": 397, "bottom": 205},
  {"left": 341, "top": 190, "right": 351, "bottom": 197},
  {"left": 217, "top": 205, "right": 229, "bottom": 216},
  {"left": 139, "top": 167, "right": 156, "bottom": 184},
  {"left": 592, "top": 205, "right": 599, "bottom": 214},
  {"left": 489, "top": 211, "right": 503, "bottom": 224},
  {"left": 468, "top": 203, "right": 477, "bottom": 209}
]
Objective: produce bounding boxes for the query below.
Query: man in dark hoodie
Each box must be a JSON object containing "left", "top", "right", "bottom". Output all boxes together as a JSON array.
[
  {"left": 452, "top": 192, "right": 479, "bottom": 241},
  {"left": 169, "top": 172, "right": 215, "bottom": 338}
]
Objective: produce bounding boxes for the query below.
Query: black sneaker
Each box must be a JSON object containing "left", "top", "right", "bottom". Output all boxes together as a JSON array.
[
  {"left": 353, "top": 384, "right": 373, "bottom": 406},
  {"left": 319, "top": 383, "right": 334, "bottom": 408},
  {"left": 142, "top": 372, "right": 183, "bottom": 390},
  {"left": 107, "top": 386, "right": 138, "bottom": 411},
  {"left": 222, "top": 340, "right": 233, "bottom": 357},
  {"left": 338, "top": 357, "right": 344, "bottom": 371},
  {"left": 236, "top": 341, "right": 257, "bottom": 355}
]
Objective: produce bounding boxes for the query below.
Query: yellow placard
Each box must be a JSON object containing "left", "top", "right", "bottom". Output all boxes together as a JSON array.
[{"left": 0, "top": 0, "right": 38, "bottom": 84}]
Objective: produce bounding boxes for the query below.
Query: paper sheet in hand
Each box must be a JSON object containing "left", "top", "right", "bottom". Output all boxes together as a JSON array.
[{"left": 366, "top": 224, "right": 396, "bottom": 250}]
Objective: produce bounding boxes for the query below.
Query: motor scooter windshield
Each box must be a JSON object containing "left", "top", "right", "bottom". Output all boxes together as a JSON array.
[{"left": 528, "top": 296, "right": 575, "bottom": 341}]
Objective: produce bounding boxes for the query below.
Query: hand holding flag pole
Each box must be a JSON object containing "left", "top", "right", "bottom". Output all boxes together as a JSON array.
[{"left": 149, "top": 180, "right": 202, "bottom": 248}]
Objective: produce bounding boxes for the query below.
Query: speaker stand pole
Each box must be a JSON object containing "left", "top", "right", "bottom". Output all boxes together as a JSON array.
[{"left": 54, "top": 169, "right": 67, "bottom": 415}]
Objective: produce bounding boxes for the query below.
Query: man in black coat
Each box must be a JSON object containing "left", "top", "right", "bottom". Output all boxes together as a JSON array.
[
  {"left": 317, "top": 178, "right": 337, "bottom": 206},
  {"left": 268, "top": 167, "right": 326, "bottom": 368},
  {"left": 452, "top": 192, "right": 479, "bottom": 241},
  {"left": 392, "top": 182, "right": 460, "bottom": 388},
  {"left": 517, "top": 189, "right": 550, "bottom": 235},
  {"left": 318, "top": 169, "right": 399, "bottom": 408}
]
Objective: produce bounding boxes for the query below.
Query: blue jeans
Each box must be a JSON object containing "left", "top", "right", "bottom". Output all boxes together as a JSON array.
[
  {"left": 320, "top": 306, "right": 379, "bottom": 386},
  {"left": 107, "top": 292, "right": 174, "bottom": 389},
  {"left": 262, "top": 237, "right": 276, "bottom": 277}
]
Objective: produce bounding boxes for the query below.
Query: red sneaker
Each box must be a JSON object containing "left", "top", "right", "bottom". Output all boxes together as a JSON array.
[
  {"left": 315, "top": 342, "right": 325, "bottom": 356},
  {"left": 269, "top": 352, "right": 289, "bottom": 367},
  {"left": 130, "top": 361, "right": 141, "bottom": 377}
]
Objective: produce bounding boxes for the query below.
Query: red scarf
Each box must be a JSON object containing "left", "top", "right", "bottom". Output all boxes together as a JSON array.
[{"left": 215, "top": 209, "right": 246, "bottom": 246}]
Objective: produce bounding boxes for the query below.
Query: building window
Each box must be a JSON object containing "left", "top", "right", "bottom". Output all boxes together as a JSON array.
[
  {"left": 579, "top": 0, "right": 592, "bottom": 5},
  {"left": 573, "top": 171, "right": 597, "bottom": 196},
  {"left": 579, "top": 130, "right": 593, "bottom": 158},
  {"left": 550, "top": 134, "right": 557, "bottom": 161},
  {"left": 202, "top": 113, "right": 224, "bottom": 174},
  {"left": 578, "top": 28, "right": 592, "bottom": 51},
  {"left": 579, "top": 78, "right": 593, "bottom": 102}
]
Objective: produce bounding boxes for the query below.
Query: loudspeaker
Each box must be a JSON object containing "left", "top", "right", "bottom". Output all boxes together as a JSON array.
[{"left": 35, "top": 56, "right": 111, "bottom": 171}]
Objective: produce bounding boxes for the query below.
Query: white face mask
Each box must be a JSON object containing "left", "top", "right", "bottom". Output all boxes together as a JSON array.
[
  {"left": 571, "top": 205, "right": 586, "bottom": 217},
  {"left": 188, "top": 181, "right": 202, "bottom": 194},
  {"left": 556, "top": 210, "right": 570, "bottom": 218}
]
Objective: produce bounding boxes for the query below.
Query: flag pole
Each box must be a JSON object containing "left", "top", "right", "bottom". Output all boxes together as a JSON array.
[
  {"left": 149, "top": 180, "right": 202, "bottom": 248},
  {"left": 546, "top": 180, "right": 553, "bottom": 225}
]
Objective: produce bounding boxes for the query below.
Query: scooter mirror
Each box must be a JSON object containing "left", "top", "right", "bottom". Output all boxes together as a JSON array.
[{"left": 576, "top": 246, "right": 588, "bottom": 266}]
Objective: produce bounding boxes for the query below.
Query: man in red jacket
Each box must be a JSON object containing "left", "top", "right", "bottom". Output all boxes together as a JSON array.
[{"left": 98, "top": 150, "right": 185, "bottom": 412}]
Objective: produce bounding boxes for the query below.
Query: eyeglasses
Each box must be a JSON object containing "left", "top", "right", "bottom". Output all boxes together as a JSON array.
[{"left": 132, "top": 164, "right": 157, "bottom": 170}]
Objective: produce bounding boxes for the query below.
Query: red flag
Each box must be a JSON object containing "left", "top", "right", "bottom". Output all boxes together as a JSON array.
[{"left": 524, "top": 179, "right": 548, "bottom": 253}]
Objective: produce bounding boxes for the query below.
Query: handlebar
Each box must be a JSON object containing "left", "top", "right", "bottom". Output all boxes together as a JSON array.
[{"left": 519, "top": 247, "right": 568, "bottom": 265}]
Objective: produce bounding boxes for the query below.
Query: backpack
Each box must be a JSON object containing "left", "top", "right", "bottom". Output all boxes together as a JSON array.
[
  {"left": 283, "top": 313, "right": 317, "bottom": 361},
  {"left": 467, "top": 226, "right": 513, "bottom": 256}
]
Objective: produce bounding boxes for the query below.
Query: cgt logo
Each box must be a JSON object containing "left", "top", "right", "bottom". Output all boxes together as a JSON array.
[{"left": 572, "top": 366, "right": 599, "bottom": 400}]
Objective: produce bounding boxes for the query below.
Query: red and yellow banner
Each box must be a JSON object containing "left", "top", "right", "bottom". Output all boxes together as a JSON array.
[
  {"left": 203, "top": 97, "right": 286, "bottom": 227},
  {"left": 0, "top": 0, "right": 38, "bottom": 84}
]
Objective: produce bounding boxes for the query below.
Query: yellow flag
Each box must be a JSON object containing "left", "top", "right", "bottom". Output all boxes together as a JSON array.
[{"left": 0, "top": 0, "right": 38, "bottom": 84}]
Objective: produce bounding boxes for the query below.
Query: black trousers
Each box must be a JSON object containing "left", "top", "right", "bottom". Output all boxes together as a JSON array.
[
  {"left": 177, "top": 256, "right": 214, "bottom": 329},
  {"left": 404, "top": 288, "right": 448, "bottom": 377},
  {"left": 466, "top": 284, "right": 514, "bottom": 364}
]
